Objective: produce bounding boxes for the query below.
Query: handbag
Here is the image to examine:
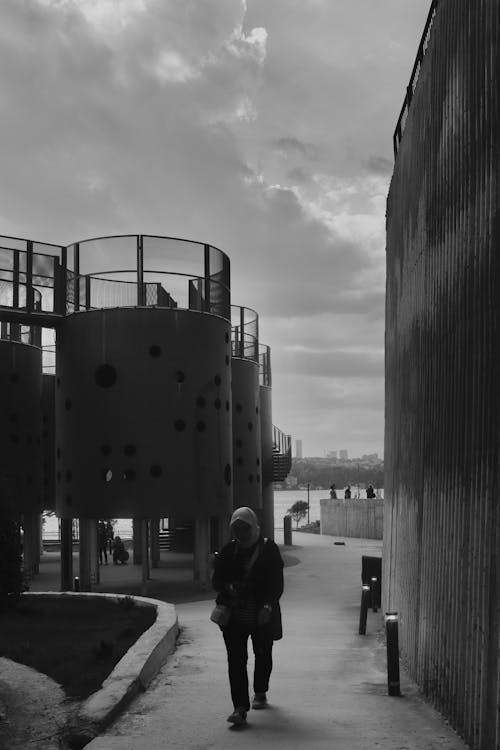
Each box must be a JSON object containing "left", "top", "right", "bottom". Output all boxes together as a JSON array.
[{"left": 210, "top": 603, "right": 231, "bottom": 627}]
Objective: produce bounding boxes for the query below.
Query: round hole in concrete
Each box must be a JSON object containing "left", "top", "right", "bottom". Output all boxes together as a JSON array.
[{"left": 95, "top": 364, "right": 117, "bottom": 388}]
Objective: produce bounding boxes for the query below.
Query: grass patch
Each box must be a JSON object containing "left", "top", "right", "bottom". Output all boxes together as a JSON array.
[{"left": 0, "top": 595, "right": 156, "bottom": 699}]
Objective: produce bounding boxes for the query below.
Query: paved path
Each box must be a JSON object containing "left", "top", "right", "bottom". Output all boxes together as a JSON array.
[{"left": 87, "top": 534, "right": 468, "bottom": 750}]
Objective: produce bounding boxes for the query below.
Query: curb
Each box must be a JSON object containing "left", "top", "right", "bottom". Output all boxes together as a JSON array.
[{"left": 23, "top": 591, "right": 178, "bottom": 745}]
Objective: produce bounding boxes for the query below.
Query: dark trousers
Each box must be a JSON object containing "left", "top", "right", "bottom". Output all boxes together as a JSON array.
[{"left": 222, "top": 624, "right": 274, "bottom": 710}]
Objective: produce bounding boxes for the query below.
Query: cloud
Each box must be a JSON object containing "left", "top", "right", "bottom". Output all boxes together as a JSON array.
[
  {"left": 0, "top": 0, "right": 431, "bottom": 458},
  {"left": 272, "top": 136, "right": 320, "bottom": 161},
  {"left": 364, "top": 155, "right": 394, "bottom": 175}
]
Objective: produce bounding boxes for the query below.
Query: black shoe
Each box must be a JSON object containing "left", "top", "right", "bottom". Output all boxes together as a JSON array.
[
  {"left": 252, "top": 693, "right": 267, "bottom": 709},
  {"left": 227, "top": 707, "right": 247, "bottom": 725}
]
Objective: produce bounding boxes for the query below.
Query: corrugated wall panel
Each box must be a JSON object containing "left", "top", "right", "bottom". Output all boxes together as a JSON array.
[{"left": 385, "top": 1, "right": 500, "bottom": 747}]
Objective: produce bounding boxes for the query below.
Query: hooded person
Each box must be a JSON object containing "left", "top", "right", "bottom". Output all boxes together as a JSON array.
[{"left": 212, "top": 506, "right": 284, "bottom": 726}]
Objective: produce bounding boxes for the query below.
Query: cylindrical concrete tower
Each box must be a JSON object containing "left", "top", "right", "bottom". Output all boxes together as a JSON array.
[
  {"left": 259, "top": 345, "right": 274, "bottom": 538},
  {"left": 0, "top": 340, "right": 42, "bottom": 517},
  {"left": 231, "top": 307, "right": 262, "bottom": 511},
  {"left": 55, "top": 307, "right": 232, "bottom": 520},
  {"left": 41, "top": 373, "right": 56, "bottom": 511}
]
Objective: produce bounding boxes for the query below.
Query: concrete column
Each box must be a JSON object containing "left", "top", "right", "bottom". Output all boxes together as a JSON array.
[
  {"left": 219, "top": 514, "right": 230, "bottom": 548},
  {"left": 90, "top": 520, "right": 99, "bottom": 586},
  {"left": 150, "top": 518, "right": 160, "bottom": 568},
  {"left": 79, "top": 518, "right": 98, "bottom": 591},
  {"left": 193, "top": 516, "right": 210, "bottom": 588},
  {"left": 261, "top": 485, "right": 275, "bottom": 540},
  {"left": 141, "top": 519, "right": 149, "bottom": 596},
  {"left": 60, "top": 518, "right": 73, "bottom": 591},
  {"left": 133, "top": 518, "right": 142, "bottom": 564},
  {"left": 22, "top": 514, "right": 36, "bottom": 582}
]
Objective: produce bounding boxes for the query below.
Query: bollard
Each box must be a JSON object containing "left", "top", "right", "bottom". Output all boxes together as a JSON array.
[
  {"left": 385, "top": 612, "right": 401, "bottom": 696},
  {"left": 370, "top": 576, "right": 378, "bottom": 612},
  {"left": 73, "top": 576, "right": 80, "bottom": 592},
  {"left": 283, "top": 515, "right": 292, "bottom": 545},
  {"left": 358, "top": 584, "right": 370, "bottom": 634}
]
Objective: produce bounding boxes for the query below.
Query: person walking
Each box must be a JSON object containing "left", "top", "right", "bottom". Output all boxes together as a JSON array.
[
  {"left": 212, "top": 507, "right": 284, "bottom": 726},
  {"left": 105, "top": 520, "right": 114, "bottom": 554},
  {"left": 98, "top": 520, "right": 108, "bottom": 565},
  {"left": 344, "top": 485, "right": 351, "bottom": 499},
  {"left": 329, "top": 483, "right": 337, "bottom": 499}
]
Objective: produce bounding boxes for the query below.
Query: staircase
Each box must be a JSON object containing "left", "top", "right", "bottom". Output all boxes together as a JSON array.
[{"left": 272, "top": 425, "right": 292, "bottom": 482}]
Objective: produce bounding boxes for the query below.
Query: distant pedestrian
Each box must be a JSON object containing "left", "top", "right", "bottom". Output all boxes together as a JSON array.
[
  {"left": 105, "top": 520, "right": 114, "bottom": 554},
  {"left": 112, "top": 536, "right": 129, "bottom": 564},
  {"left": 329, "top": 483, "right": 337, "bottom": 499},
  {"left": 344, "top": 485, "right": 351, "bottom": 499},
  {"left": 211, "top": 507, "right": 284, "bottom": 726},
  {"left": 98, "top": 520, "right": 108, "bottom": 565},
  {"left": 366, "top": 484, "right": 376, "bottom": 499}
]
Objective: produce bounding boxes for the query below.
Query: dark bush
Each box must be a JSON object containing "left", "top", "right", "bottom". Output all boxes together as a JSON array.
[{"left": 0, "top": 507, "right": 26, "bottom": 612}]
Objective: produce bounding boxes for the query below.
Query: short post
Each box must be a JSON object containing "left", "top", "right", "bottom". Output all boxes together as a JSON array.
[
  {"left": 370, "top": 576, "right": 378, "bottom": 612},
  {"left": 358, "top": 584, "right": 370, "bottom": 635},
  {"left": 73, "top": 576, "right": 80, "bottom": 592},
  {"left": 385, "top": 612, "right": 401, "bottom": 696},
  {"left": 283, "top": 515, "right": 292, "bottom": 546}
]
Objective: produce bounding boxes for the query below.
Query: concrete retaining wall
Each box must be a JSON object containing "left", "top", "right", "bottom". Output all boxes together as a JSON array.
[{"left": 320, "top": 498, "right": 383, "bottom": 539}]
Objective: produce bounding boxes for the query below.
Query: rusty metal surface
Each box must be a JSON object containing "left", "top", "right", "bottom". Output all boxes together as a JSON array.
[{"left": 385, "top": 1, "right": 500, "bottom": 748}]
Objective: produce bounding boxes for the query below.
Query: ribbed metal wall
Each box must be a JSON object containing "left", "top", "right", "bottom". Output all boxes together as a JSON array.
[{"left": 385, "top": 2, "right": 500, "bottom": 748}]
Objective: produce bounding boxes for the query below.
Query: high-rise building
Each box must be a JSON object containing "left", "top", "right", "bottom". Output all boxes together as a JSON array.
[
  {"left": 339, "top": 449, "right": 348, "bottom": 460},
  {"left": 295, "top": 439, "right": 303, "bottom": 459}
]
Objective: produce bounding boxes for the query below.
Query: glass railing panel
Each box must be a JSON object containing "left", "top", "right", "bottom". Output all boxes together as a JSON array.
[
  {"left": 77, "top": 236, "right": 138, "bottom": 275},
  {"left": 143, "top": 236, "right": 204, "bottom": 280},
  {"left": 0, "top": 237, "right": 27, "bottom": 252}
]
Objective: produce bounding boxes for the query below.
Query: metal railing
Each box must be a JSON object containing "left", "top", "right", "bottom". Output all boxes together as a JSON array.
[
  {"left": 393, "top": 0, "right": 439, "bottom": 158},
  {"left": 231, "top": 305, "right": 259, "bottom": 362},
  {"left": 0, "top": 233, "right": 232, "bottom": 326}
]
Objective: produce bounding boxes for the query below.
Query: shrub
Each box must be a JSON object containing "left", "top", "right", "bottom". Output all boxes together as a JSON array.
[{"left": 0, "top": 509, "right": 26, "bottom": 612}]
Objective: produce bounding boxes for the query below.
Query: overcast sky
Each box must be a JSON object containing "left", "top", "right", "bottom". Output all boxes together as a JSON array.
[{"left": 1, "top": 0, "right": 430, "bottom": 458}]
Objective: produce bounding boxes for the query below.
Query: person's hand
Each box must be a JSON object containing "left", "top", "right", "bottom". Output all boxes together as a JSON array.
[{"left": 257, "top": 605, "right": 272, "bottom": 625}]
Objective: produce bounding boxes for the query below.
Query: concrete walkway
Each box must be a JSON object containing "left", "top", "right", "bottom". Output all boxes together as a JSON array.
[{"left": 81, "top": 533, "right": 467, "bottom": 750}]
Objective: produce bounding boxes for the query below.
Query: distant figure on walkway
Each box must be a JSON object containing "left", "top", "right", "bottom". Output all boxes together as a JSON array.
[
  {"left": 329, "top": 483, "right": 337, "bottom": 499},
  {"left": 344, "top": 485, "right": 351, "bottom": 499},
  {"left": 112, "top": 536, "right": 129, "bottom": 564},
  {"left": 366, "top": 484, "right": 376, "bottom": 499},
  {"left": 105, "top": 520, "right": 114, "bottom": 554},
  {"left": 98, "top": 520, "right": 108, "bottom": 565},
  {"left": 212, "top": 507, "right": 284, "bottom": 726}
]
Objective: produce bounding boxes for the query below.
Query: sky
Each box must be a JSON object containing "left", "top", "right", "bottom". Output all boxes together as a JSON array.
[{"left": 0, "top": 0, "right": 430, "bottom": 458}]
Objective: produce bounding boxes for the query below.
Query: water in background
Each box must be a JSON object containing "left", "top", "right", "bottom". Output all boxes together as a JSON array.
[{"left": 42, "top": 487, "right": 383, "bottom": 539}]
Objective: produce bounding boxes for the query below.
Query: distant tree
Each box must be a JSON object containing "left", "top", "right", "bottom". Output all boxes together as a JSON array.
[{"left": 287, "top": 500, "right": 309, "bottom": 528}]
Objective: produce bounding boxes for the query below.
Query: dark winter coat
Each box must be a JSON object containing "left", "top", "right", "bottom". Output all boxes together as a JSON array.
[{"left": 212, "top": 536, "right": 284, "bottom": 639}]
